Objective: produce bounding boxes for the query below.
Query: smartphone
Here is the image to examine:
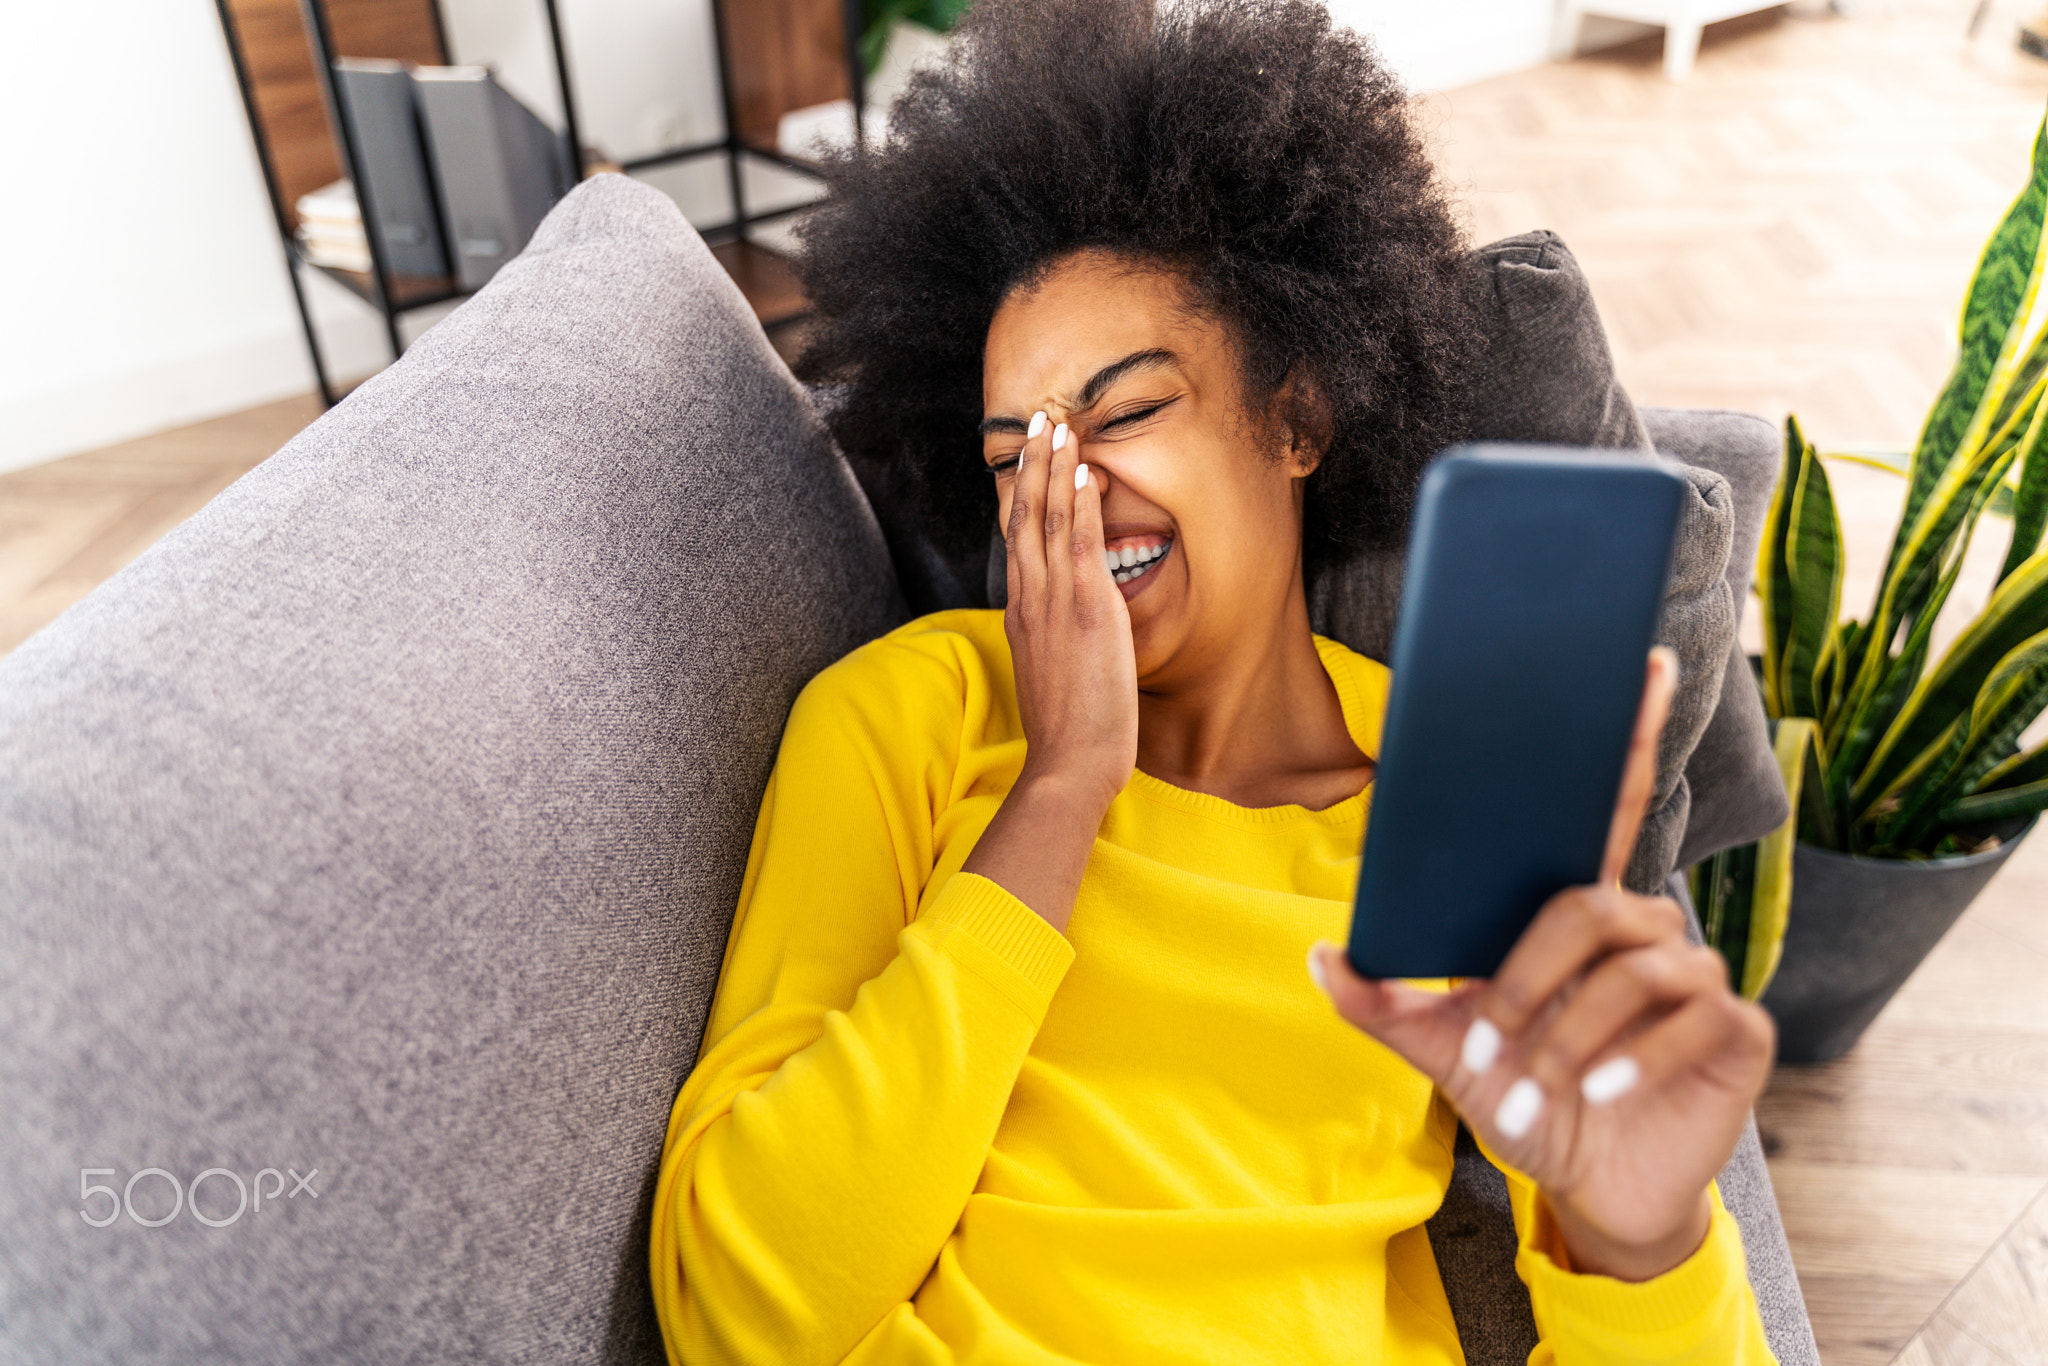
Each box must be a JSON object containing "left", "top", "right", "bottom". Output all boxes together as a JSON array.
[{"left": 1344, "top": 444, "right": 1687, "bottom": 981}]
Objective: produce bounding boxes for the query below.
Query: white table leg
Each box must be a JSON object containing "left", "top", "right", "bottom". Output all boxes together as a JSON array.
[
  {"left": 1551, "top": 0, "right": 1587, "bottom": 60},
  {"left": 1664, "top": 17, "right": 1704, "bottom": 79}
]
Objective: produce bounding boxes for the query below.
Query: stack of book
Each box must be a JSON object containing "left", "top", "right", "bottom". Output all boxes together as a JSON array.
[
  {"left": 294, "top": 180, "right": 372, "bottom": 272},
  {"left": 294, "top": 60, "right": 575, "bottom": 290}
]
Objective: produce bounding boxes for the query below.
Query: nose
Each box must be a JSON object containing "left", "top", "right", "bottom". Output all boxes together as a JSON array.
[{"left": 1077, "top": 447, "right": 1112, "bottom": 498}]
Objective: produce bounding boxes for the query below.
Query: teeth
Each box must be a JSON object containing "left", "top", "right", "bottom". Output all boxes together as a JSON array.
[{"left": 1104, "top": 540, "right": 1171, "bottom": 583}]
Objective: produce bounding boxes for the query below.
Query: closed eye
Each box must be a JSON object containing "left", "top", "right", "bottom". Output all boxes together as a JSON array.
[
  {"left": 984, "top": 397, "right": 1177, "bottom": 474},
  {"left": 1102, "top": 398, "right": 1174, "bottom": 430}
]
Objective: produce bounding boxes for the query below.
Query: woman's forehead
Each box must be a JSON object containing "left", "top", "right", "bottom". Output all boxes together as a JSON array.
[{"left": 984, "top": 255, "right": 1222, "bottom": 409}]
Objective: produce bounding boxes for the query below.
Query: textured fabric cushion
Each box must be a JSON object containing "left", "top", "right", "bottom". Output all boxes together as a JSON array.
[
  {"left": 0, "top": 174, "right": 904, "bottom": 1365},
  {"left": 1307, "top": 230, "right": 1740, "bottom": 898},
  {"left": 1643, "top": 407, "right": 1791, "bottom": 866},
  {"left": 1464, "top": 230, "right": 1652, "bottom": 452}
]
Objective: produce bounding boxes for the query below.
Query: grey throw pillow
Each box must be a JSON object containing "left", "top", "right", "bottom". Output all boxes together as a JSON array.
[{"left": 1308, "top": 230, "right": 1737, "bottom": 897}]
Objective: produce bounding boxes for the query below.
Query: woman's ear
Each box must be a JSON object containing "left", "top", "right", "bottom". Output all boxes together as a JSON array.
[{"left": 1274, "top": 367, "right": 1335, "bottom": 477}]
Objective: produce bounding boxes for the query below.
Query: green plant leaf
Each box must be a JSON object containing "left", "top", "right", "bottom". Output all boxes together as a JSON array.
[
  {"left": 1988, "top": 317, "right": 2048, "bottom": 442},
  {"left": 1938, "top": 775, "right": 2048, "bottom": 829},
  {"left": 1821, "top": 448, "right": 1911, "bottom": 477},
  {"left": 1856, "top": 546, "right": 2048, "bottom": 813},
  {"left": 1879, "top": 626, "right": 2048, "bottom": 852},
  {"left": 1819, "top": 617, "right": 1863, "bottom": 736},
  {"left": 1838, "top": 423, "right": 2030, "bottom": 802},
  {"left": 1887, "top": 113, "right": 2048, "bottom": 580},
  {"left": 1886, "top": 418, "right": 2031, "bottom": 674},
  {"left": 1782, "top": 433, "right": 1843, "bottom": 721},
  {"left": 1869, "top": 716, "right": 1969, "bottom": 854},
  {"left": 1847, "top": 619, "right": 1940, "bottom": 825},
  {"left": 1744, "top": 718, "right": 1816, "bottom": 1000},
  {"left": 1827, "top": 446, "right": 2024, "bottom": 520},
  {"left": 1696, "top": 842, "right": 1759, "bottom": 997},
  {"left": 1798, "top": 715, "right": 1842, "bottom": 848},
  {"left": 920, "top": 0, "right": 974, "bottom": 29},
  {"left": 1849, "top": 497, "right": 1987, "bottom": 815},
  {"left": 2003, "top": 389, "right": 2048, "bottom": 583},
  {"left": 1758, "top": 417, "right": 1804, "bottom": 719},
  {"left": 1977, "top": 736, "right": 2048, "bottom": 792},
  {"left": 859, "top": 0, "right": 963, "bottom": 74}
]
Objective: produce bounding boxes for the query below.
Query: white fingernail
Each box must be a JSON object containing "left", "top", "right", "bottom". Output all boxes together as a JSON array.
[
  {"left": 1052, "top": 423, "right": 1068, "bottom": 451},
  {"left": 1075, "top": 463, "right": 1088, "bottom": 491},
  {"left": 1651, "top": 645, "right": 1679, "bottom": 681},
  {"left": 1306, "top": 942, "right": 1329, "bottom": 994},
  {"left": 1581, "top": 1056, "right": 1640, "bottom": 1105},
  {"left": 1028, "top": 411, "right": 1047, "bottom": 438},
  {"left": 1461, "top": 1018, "right": 1502, "bottom": 1076},
  {"left": 1495, "top": 1078, "right": 1544, "bottom": 1139}
]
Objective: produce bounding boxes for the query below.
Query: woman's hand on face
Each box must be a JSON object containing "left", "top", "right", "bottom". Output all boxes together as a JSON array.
[
  {"left": 1000, "top": 412, "right": 1139, "bottom": 815},
  {"left": 1309, "top": 648, "right": 1776, "bottom": 1282}
]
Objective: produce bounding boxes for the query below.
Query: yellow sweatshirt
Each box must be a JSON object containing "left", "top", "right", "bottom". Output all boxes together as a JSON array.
[{"left": 651, "top": 609, "right": 1774, "bottom": 1366}]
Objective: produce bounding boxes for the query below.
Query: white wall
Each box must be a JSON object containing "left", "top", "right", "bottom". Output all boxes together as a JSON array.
[{"left": 0, "top": 0, "right": 1626, "bottom": 475}]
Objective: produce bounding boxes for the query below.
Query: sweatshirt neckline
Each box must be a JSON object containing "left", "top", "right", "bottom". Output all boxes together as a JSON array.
[{"left": 1123, "top": 635, "right": 1379, "bottom": 827}]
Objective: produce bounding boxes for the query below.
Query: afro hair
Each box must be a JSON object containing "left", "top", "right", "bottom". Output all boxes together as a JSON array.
[{"left": 790, "top": 0, "right": 1483, "bottom": 582}]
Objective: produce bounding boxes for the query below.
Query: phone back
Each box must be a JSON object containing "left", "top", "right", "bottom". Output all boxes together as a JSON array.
[{"left": 1346, "top": 445, "right": 1686, "bottom": 980}]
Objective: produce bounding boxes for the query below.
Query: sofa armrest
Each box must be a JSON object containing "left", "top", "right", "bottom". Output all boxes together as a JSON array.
[{"left": 0, "top": 174, "right": 903, "bottom": 1365}]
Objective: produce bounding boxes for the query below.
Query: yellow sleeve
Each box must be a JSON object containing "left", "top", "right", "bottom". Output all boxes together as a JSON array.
[
  {"left": 649, "top": 637, "right": 1075, "bottom": 1366},
  {"left": 1474, "top": 1131, "right": 1778, "bottom": 1365}
]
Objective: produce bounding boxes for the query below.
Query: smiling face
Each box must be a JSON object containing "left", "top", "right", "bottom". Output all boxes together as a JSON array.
[{"left": 982, "top": 249, "right": 1322, "bottom": 685}]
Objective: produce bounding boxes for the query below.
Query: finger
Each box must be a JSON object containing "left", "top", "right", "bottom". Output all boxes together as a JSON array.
[
  {"left": 1071, "top": 458, "right": 1115, "bottom": 612},
  {"left": 1310, "top": 941, "right": 1478, "bottom": 1084},
  {"left": 1600, "top": 646, "right": 1679, "bottom": 887},
  {"left": 1519, "top": 941, "right": 1727, "bottom": 1101},
  {"left": 1600, "top": 987, "right": 1774, "bottom": 1109},
  {"left": 1044, "top": 420, "right": 1079, "bottom": 603},
  {"left": 1004, "top": 412, "right": 1052, "bottom": 606},
  {"left": 1478, "top": 886, "right": 1687, "bottom": 1037}
]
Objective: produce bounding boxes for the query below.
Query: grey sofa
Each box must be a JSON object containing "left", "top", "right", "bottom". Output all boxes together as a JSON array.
[{"left": 0, "top": 175, "right": 1816, "bottom": 1364}]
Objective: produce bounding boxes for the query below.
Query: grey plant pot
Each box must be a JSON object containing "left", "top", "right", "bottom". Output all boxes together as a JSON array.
[{"left": 1760, "top": 816, "right": 2038, "bottom": 1064}]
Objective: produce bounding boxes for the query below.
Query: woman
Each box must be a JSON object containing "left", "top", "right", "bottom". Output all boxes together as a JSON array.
[{"left": 649, "top": 0, "right": 1777, "bottom": 1360}]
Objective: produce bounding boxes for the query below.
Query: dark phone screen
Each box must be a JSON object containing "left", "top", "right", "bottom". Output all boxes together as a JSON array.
[{"left": 1345, "top": 445, "right": 1685, "bottom": 980}]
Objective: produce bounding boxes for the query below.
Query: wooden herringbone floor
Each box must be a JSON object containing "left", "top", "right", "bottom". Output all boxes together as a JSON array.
[{"left": 5, "top": 5, "right": 2048, "bottom": 1361}]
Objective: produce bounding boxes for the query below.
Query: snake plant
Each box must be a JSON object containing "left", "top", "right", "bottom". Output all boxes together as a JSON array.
[
  {"left": 1695, "top": 110, "right": 2048, "bottom": 999},
  {"left": 858, "top": 0, "right": 972, "bottom": 73}
]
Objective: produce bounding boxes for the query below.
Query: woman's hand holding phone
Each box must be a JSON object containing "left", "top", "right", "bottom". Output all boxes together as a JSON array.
[
  {"left": 960, "top": 411, "right": 1137, "bottom": 934},
  {"left": 1309, "top": 649, "right": 1777, "bottom": 1282}
]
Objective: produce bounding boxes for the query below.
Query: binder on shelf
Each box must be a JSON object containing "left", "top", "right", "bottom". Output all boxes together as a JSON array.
[
  {"left": 331, "top": 59, "right": 448, "bottom": 279},
  {"left": 413, "top": 67, "right": 574, "bottom": 291}
]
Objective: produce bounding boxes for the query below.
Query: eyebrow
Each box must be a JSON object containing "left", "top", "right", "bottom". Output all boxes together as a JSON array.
[{"left": 977, "top": 348, "right": 1181, "bottom": 437}]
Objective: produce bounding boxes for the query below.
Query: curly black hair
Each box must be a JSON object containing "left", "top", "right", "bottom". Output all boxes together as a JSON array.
[{"left": 791, "top": 0, "right": 1482, "bottom": 583}]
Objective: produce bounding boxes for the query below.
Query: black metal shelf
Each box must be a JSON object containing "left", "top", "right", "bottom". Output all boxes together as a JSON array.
[
  {"left": 301, "top": 255, "right": 466, "bottom": 312},
  {"left": 216, "top": 0, "right": 855, "bottom": 407}
]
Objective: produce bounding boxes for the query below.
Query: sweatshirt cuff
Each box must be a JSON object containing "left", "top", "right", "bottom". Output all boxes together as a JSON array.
[
  {"left": 913, "top": 872, "right": 1076, "bottom": 1021},
  {"left": 1519, "top": 1191, "right": 1756, "bottom": 1348}
]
